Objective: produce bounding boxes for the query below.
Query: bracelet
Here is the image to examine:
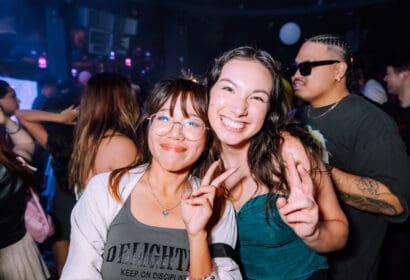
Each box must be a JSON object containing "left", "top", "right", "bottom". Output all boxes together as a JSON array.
[
  {"left": 6, "top": 123, "right": 21, "bottom": 134},
  {"left": 186, "top": 272, "right": 216, "bottom": 280},
  {"left": 325, "top": 163, "right": 333, "bottom": 173}
]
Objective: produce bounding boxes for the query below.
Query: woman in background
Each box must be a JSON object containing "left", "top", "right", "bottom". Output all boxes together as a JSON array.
[
  {"left": 16, "top": 99, "right": 78, "bottom": 277},
  {"left": 69, "top": 72, "right": 140, "bottom": 198},
  {"left": 0, "top": 108, "right": 50, "bottom": 279}
]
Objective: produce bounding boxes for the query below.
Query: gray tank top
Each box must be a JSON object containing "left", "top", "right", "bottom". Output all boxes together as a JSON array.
[{"left": 101, "top": 196, "right": 190, "bottom": 280}]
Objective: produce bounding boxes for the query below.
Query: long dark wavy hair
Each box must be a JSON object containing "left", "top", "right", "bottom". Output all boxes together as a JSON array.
[{"left": 203, "top": 46, "right": 324, "bottom": 216}]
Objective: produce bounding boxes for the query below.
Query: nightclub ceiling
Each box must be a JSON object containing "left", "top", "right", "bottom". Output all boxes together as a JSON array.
[{"left": 0, "top": 0, "right": 409, "bottom": 87}]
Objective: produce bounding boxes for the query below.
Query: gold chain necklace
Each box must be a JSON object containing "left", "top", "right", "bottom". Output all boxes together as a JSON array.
[
  {"left": 307, "top": 101, "right": 340, "bottom": 120},
  {"left": 147, "top": 172, "right": 185, "bottom": 216}
]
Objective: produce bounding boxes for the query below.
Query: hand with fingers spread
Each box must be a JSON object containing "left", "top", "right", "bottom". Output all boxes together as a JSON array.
[
  {"left": 276, "top": 153, "right": 319, "bottom": 241},
  {"left": 181, "top": 161, "right": 237, "bottom": 236}
]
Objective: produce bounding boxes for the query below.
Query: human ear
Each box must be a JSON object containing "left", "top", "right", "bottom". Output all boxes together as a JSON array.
[
  {"left": 400, "top": 70, "right": 410, "bottom": 80},
  {"left": 335, "top": 61, "right": 348, "bottom": 81}
]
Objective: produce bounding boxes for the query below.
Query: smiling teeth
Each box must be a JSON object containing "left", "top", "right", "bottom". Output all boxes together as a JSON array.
[{"left": 222, "top": 117, "right": 244, "bottom": 129}]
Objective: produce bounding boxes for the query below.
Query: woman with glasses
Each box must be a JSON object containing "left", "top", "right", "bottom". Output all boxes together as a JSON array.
[
  {"left": 61, "top": 78, "right": 242, "bottom": 279},
  {"left": 203, "top": 46, "right": 348, "bottom": 279}
]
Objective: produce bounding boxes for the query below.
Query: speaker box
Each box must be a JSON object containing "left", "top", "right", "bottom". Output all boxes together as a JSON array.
[
  {"left": 77, "top": 7, "right": 115, "bottom": 31},
  {"left": 88, "top": 28, "right": 113, "bottom": 55}
]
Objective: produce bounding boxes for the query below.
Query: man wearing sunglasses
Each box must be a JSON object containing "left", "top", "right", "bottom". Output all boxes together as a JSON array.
[{"left": 292, "top": 34, "right": 410, "bottom": 280}]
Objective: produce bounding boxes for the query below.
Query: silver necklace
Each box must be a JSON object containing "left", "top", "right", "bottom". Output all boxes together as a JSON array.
[
  {"left": 147, "top": 173, "right": 185, "bottom": 216},
  {"left": 307, "top": 101, "right": 340, "bottom": 120}
]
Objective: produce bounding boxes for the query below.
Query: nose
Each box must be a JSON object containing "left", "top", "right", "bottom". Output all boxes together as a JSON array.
[
  {"left": 230, "top": 97, "right": 248, "bottom": 116},
  {"left": 291, "top": 67, "right": 301, "bottom": 79},
  {"left": 167, "top": 122, "right": 185, "bottom": 139}
]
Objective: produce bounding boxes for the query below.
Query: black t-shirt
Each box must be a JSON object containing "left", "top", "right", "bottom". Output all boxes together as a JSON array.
[{"left": 298, "top": 94, "right": 410, "bottom": 280}]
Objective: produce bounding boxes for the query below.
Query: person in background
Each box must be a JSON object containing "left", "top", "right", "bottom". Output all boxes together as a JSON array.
[
  {"left": 379, "top": 54, "right": 410, "bottom": 280},
  {"left": 15, "top": 99, "right": 78, "bottom": 277},
  {"left": 0, "top": 108, "right": 50, "bottom": 280},
  {"left": 61, "top": 78, "right": 242, "bottom": 279},
  {"left": 32, "top": 75, "right": 59, "bottom": 110},
  {"left": 0, "top": 80, "right": 20, "bottom": 116},
  {"left": 0, "top": 79, "right": 21, "bottom": 145},
  {"left": 292, "top": 34, "right": 410, "bottom": 280},
  {"left": 203, "top": 46, "right": 348, "bottom": 279},
  {"left": 354, "top": 55, "right": 388, "bottom": 106},
  {"left": 31, "top": 75, "right": 60, "bottom": 189},
  {"left": 383, "top": 55, "right": 410, "bottom": 153},
  {"left": 69, "top": 72, "right": 140, "bottom": 198}
]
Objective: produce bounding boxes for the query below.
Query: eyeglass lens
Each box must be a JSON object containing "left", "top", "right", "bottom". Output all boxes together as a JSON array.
[{"left": 149, "top": 115, "right": 205, "bottom": 140}]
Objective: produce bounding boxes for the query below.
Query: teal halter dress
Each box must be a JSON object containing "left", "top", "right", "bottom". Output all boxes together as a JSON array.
[{"left": 235, "top": 194, "right": 328, "bottom": 280}]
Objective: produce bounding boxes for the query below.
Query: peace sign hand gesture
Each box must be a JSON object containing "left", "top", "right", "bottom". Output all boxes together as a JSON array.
[
  {"left": 276, "top": 153, "right": 319, "bottom": 241},
  {"left": 181, "top": 161, "right": 237, "bottom": 236}
]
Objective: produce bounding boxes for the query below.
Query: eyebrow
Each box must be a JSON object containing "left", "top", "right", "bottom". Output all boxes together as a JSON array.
[
  {"left": 218, "top": 78, "right": 270, "bottom": 97},
  {"left": 156, "top": 108, "right": 201, "bottom": 119}
]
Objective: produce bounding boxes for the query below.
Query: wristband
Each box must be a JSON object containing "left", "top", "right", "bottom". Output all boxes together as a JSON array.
[
  {"left": 325, "top": 163, "right": 333, "bottom": 173},
  {"left": 186, "top": 272, "right": 216, "bottom": 280}
]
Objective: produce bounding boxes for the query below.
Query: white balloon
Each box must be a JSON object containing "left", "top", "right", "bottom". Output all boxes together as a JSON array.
[{"left": 279, "top": 22, "right": 301, "bottom": 45}]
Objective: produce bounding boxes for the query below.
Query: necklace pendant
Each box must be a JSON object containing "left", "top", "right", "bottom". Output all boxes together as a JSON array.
[{"left": 162, "top": 209, "right": 169, "bottom": 216}]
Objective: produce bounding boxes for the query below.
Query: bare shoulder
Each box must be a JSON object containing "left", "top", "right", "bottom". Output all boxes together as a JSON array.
[
  {"left": 98, "top": 135, "right": 137, "bottom": 158},
  {"left": 280, "top": 131, "right": 307, "bottom": 155},
  {"left": 100, "top": 134, "right": 136, "bottom": 149},
  {"left": 94, "top": 134, "right": 137, "bottom": 173},
  {"left": 280, "top": 131, "right": 310, "bottom": 167}
]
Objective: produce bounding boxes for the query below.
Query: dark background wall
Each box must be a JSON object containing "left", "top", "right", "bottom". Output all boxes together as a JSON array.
[{"left": 0, "top": 0, "right": 409, "bottom": 91}]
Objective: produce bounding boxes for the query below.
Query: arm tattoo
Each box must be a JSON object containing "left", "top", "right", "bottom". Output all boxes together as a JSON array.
[
  {"left": 338, "top": 191, "right": 398, "bottom": 215},
  {"left": 357, "top": 177, "right": 379, "bottom": 196}
]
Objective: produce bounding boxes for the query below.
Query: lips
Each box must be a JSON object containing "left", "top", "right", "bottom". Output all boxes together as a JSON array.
[
  {"left": 292, "top": 80, "right": 304, "bottom": 90},
  {"left": 160, "top": 143, "right": 187, "bottom": 153},
  {"left": 221, "top": 116, "right": 245, "bottom": 130}
]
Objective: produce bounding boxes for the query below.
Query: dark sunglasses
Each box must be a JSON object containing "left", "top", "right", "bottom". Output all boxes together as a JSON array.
[{"left": 291, "top": 60, "right": 340, "bottom": 76}]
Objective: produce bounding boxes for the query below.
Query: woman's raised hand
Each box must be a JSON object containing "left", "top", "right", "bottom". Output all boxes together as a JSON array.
[
  {"left": 59, "top": 105, "right": 79, "bottom": 124},
  {"left": 181, "top": 161, "right": 237, "bottom": 236},
  {"left": 276, "top": 153, "right": 319, "bottom": 241}
]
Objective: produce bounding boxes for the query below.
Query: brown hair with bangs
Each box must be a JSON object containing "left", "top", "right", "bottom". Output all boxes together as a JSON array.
[{"left": 109, "top": 78, "right": 210, "bottom": 202}]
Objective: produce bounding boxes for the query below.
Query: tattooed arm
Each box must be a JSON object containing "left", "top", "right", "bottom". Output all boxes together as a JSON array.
[{"left": 330, "top": 167, "right": 404, "bottom": 216}]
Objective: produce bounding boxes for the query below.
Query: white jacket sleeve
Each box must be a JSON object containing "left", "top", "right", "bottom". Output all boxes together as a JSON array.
[
  {"left": 60, "top": 175, "right": 113, "bottom": 280},
  {"left": 209, "top": 201, "right": 242, "bottom": 280}
]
